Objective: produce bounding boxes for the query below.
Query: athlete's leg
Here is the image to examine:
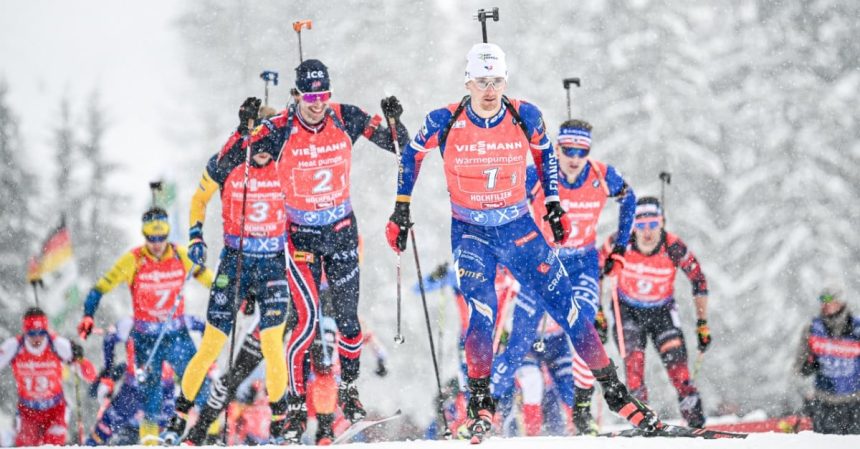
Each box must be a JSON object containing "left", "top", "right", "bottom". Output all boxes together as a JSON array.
[
  {"left": 255, "top": 253, "right": 290, "bottom": 405},
  {"left": 324, "top": 216, "right": 362, "bottom": 383},
  {"left": 132, "top": 329, "right": 173, "bottom": 445},
  {"left": 185, "top": 329, "right": 264, "bottom": 445},
  {"left": 616, "top": 301, "right": 648, "bottom": 401},
  {"left": 516, "top": 362, "right": 545, "bottom": 436},
  {"left": 451, "top": 220, "right": 499, "bottom": 438},
  {"left": 284, "top": 235, "right": 320, "bottom": 397},
  {"left": 491, "top": 288, "right": 541, "bottom": 402},
  {"left": 647, "top": 302, "right": 703, "bottom": 427},
  {"left": 180, "top": 249, "right": 243, "bottom": 403},
  {"left": 502, "top": 217, "right": 658, "bottom": 430},
  {"left": 501, "top": 219, "right": 608, "bottom": 371},
  {"left": 41, "top": 403, "right": 68, "bottom": 445},
  {"left": 452, "top": 221, "right": 500, "bottom": 380}
]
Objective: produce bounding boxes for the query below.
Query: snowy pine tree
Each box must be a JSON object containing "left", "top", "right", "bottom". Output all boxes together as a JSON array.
[
  {"left": 0, "top": 80, "right": 40, "bottom": 418},
  {"left": 76, "top": 91, "right": 126, "bottom": 280}
]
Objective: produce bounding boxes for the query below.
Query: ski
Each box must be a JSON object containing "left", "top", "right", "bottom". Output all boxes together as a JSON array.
[
  {"left": 332, "top": 409, "right": 403, "bottom": 445},
  {"left": 599, "top": 424, "right": 748, "bottom": 439}
]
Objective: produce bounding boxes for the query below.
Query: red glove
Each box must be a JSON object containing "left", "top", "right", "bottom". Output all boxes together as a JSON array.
[
  {"left": 386, "top": 201, "right": 412, "bottom": 253},
  {"left": 76, "top": 358, "right": 98, "bottom": 383},
  {"left": 77, "top": 316, "right": 94, "bottom": 340}
]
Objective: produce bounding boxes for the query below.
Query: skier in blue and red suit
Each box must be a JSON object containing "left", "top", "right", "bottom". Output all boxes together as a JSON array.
[
  {"left": 385, "top": 42, "right": 660, "bottom": 442},
  {"left": 223, "top": 59, "right": 410, "bottom": 442},
  {"left": 491, "top": 118, "right": 636, "bottom": 435}
]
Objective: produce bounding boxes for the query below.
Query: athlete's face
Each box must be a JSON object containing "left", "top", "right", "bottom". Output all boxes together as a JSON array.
[
  {"left": 297, "top": 90, "right": 332, "bottom": 125},
  {"left": 25, "top": 331, "right": 46, "bottom": 349},
  {"left": 557, "top": 146, "right": 589, "bottom": 179},
  {"left": 633, "top": 216, "right": 663, "bottom": 247},
  {"left": 466, "top": 77, "right": 507, "bottom": 116},
  {"left": 145, "top": 240, "right": 168, "bottom": 258}
]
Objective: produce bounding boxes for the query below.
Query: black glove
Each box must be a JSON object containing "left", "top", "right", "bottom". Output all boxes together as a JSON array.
[
  {"left": 800, "top": 354, "right": 819, "bottom": 377},
  {"left": 238, "top": 97, "right": 262, "bottom": 133},
  {"left": 71, "top": 342, "right": 85, "bottom": 361},
  {"left": 696, "top": 319, "right": 711, "bottom": 352},
  {"left": 243, "top": 296, "right": 256, "bottom": 316},
  {"left": 603, "top": 244, "right": 626, "bottom": 277},
  {"left": 380, "top": 96, "right": 403, "bottom": 120},
  {"left": 386, "top": 201, "right": 412, "bottom": 253},
  {"left": 542, "top": 201, "right": 566, "bottom": 243},
  {"left": 430, "top": 263, "right": 450, "bottom": 281},
  {"left": 374, "top": 358, "right": 388, "bottom": 377}
]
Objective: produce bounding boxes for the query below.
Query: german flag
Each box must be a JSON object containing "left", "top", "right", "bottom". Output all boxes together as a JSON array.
[{"left": 29, "top": 218, "right": 73, "bottom": 281}]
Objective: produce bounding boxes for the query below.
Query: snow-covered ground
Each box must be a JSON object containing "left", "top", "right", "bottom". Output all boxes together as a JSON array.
[{"left": 17, "top": 432, "right": 860, "bottom": 449}]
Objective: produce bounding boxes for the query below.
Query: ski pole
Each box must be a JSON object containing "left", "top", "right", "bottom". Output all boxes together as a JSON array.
[
  {"left": 292, "top": 20, "right": 313, "bottom": 63},
  {"left": 259, "top": 71, "right": 279, "bottom": 107},
  {"left": 691, "top": 350, "right": 705, "bottom": 381},
  {"left": 533, "top": 315, "right": 548, "bottom": 353},
  {"left": 383, "top": 107, "right": 406, "bottom": 345},
  {"left": 30, "top": 280, "right": 41, "bottom": 308},
  {"left": 73, "top": 369, "right": 84, "bottom": 445},
  {"left": 135, "top": 266, "right": 196, "bottom": 383},
  {"left": 609, "top": 277, "right": 627, "bottom": 360},
  {"left": 224, "top": 117, "right": 255, "bottom": 445},
  {"left": 659, "top": 172, "right": 671, "bottom": 225},
  {"left": 474, "top": 8, "right": 500, "bottom": 43},
  {"left": 410, "top": 229, "right": 452, "bottom": 439},
  {"left": 563, "top": 77, "right": 581, "bottom": 120}
]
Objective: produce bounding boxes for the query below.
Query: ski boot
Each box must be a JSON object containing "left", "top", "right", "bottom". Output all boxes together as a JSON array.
[
  {"left": 277, "top": 394, "right": 307, "bottom": 444},
  {"left": 338, "top": 382, "right": 367, "bottom": 423},
  {"left": 161, "top": 395, "right": 194, "bottom": 445},
  {"left": 594, "top": 362, "right": 661, "bottom": 432},
  {"left": 316, "top": 413, "right": 336, "bottom": 445},
  {"left": 465, "top": 378, "right": 496, "bottom": 444},
  {"left": 572, "top": 387, "right": 599, "bottom": 436},
  {"left": 680, "top": 392, "right": 705, "bottom": 428},
  {"left": 265, "top": 396, "right": 289, "bottom": 444}
]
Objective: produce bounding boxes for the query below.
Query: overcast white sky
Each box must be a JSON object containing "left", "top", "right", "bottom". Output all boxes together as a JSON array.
[{"left": 0, "top": 1, "right": 186, "bottom": 233}]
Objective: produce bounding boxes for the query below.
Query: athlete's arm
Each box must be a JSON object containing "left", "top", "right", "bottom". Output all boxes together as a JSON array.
[
  {"left": 525, "top": 165, "right": 540, "bottom": 201},
  {"left": 667, "top": 237, "right": 709, "bottom": 320},
  {"left": 84, "top": 251, "right": 138, "bottom": 317},
  {"left": 397, "top": 108, "right": 451, "bottom": 200},
  {"left": 0, "top": 338, "right": 18, "bottom": 371},
  {"left": 518, "top": 102, "right": 559, "bottom": 203},
  {"left": 176, "top": 245, "right": 214, "bottom": 288},
  {"left": 52, "top": 336, "right": 74, "bottom": 363},
  {"left": 604, "top": 165, "right": 636, "bottom": 248},
  {"left": 340, "top": 104, "right": 410, "bottom": 153}
]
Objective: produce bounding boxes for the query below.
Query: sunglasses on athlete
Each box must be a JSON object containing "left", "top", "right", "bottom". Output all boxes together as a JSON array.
[
  {"left": 26, "top": 329, "right": 48, "bottom": 338},
  {"left": 819, "top": 293, "right": 837, "bottom": 304},
  {"left": 299, "top": 90, "right": 332, "bottom": 103},
  {"left": 560, "top": 146, "right": 590, "bottom": 158},
  {"left": 634, "top": 218, "right": 663, "bottom": 230},
  {"left": 473, "top": 77, "right": 506, "bottom": 90}
]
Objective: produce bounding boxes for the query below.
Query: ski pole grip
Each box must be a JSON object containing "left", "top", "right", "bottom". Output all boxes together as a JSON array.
[{"left": 292, "top": 20, "right": 312, "bottom": 32}]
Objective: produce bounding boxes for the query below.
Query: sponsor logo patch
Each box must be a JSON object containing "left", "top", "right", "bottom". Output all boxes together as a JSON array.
[
  {"left": 215, "top": 275, "right": 229, "bottom": 288},
  {"left": 515, "top": 231, "right": 539, "bottom": 247},
  {"left": 537, "top": 263, "right": 551, "bottom": 274}
]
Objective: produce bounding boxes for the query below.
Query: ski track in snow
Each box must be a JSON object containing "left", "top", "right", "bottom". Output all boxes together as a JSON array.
[{"left": 19, "top": 432, "right": 860, "bottom": 449}]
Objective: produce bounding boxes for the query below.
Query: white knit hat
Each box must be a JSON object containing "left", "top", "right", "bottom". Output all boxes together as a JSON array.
[{"left": 464, "top": 43, "right": 508, "bottom": 82}]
